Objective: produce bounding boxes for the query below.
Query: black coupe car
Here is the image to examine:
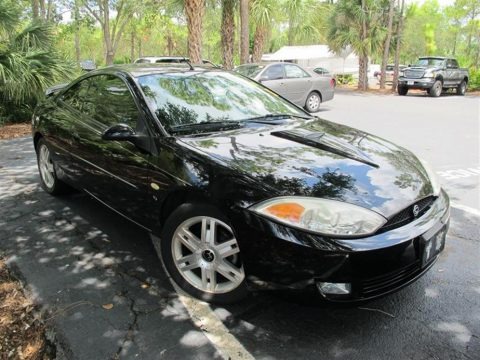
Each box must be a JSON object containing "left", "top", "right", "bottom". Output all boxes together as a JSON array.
[{"left": 32, "top": 64, "right": 450, "bottom": 304}]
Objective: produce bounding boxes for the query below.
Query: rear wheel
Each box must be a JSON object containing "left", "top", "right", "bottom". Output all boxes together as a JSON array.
[
  {"left": 305, "top": 92, "right": 321, "bottom": 113},
  {"left": 456, "top": 80, "right": 467, "bottom": 96},
  {"left": 397, "top": 86, "right": 408, "bottom": 96},
  {"left": 36, "top": 139, "right": 71, "bottom": 195},
  {"left": 156, "top": 203, "right": 248, "bottom": 304},
  {"left": 429, "top": 80, "right": 443, "bottom": 97}
]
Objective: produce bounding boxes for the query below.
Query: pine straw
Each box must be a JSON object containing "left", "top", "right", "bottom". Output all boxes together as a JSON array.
[
  {"left": 0, "top": 123, "right": 31, "bottom": 140},
  {"left": 0, "top": 260, "right": 51, "bottom": 360}
]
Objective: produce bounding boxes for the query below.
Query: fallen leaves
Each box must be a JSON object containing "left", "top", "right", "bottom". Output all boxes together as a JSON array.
[{"left": 0, "top": 123, "right": 31, "bottom": 140}]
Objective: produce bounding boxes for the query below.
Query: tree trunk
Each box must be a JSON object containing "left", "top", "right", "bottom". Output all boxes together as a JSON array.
[
  {"left": 39, "top": 0, "right": 46, "bottom": 19},
  {"left": 391, "top": 0, "right": 405, "bottom": 91},
  {"left": 380, "top": 0, "right": 395, "bottom": 89},
  {"left": 74, "top": 0, "right": 81, "bottom": 63},
  {"left": 221, "top": 0, "right": 235, "bottom": 70},
  {"left": 32, "top": 0, "right": 39, "bottom": 19},
  {"left": 358, "top": 0, "right": 368, "bottom": 90},
  {"left": 240, "top": 0, "right": 249, "bottom": 64},
  {"left": 252, "top": 26, "right": 266, "bottom": 63},
  {"left": 185, "top": 0, "right": 205, "bottom": 64},
  {"left": 138, "top": 40, "right": 143, "bottom": 58},
  {"left": 358, "top": 55, "right": 368, "bottom": 91},
  {"left": 46, "top": 0, "right": 53, "bottom": 21},
  {"left": 287, "top": 16, "right": 294, "bottom": 46},
  {"left": 167, "top": 33, "right": 174, "bottom": 56},
  {"left": 130, "top": 32, "right": 135, "bottom": 62}
]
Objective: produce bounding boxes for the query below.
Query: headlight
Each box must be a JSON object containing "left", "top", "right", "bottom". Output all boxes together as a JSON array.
[
  {"left": 249, "top": 197, "right": 387, "bottom": 237},
  {"left": 424, "top": 71, "right": 435, "bottom": 78},
  {"left": 419, "top": 159, "right": 441, "bottom": 196}
]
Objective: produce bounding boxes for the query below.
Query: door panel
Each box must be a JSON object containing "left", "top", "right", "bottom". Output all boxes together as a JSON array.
[
  {"left": 260, "top": 64, "right": 286, "bottom": 98},
  {"left": 283, "top": 64, "right": 312, "bottom": 105}
]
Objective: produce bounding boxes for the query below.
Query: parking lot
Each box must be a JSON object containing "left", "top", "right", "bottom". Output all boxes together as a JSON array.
[{"left": 0, "top": 91, "right": 479, "bottom": 359}]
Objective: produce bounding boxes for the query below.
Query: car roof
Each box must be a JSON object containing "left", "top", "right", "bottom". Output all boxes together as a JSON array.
[{"left": 89, "top": 64, "right": 224, "bottom": 78}]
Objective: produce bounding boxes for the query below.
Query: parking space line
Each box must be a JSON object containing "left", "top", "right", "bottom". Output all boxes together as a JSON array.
[
  {"left": 178, "top": 295, "right": 255, "bottom": 360},
  {"left": 451, "top": 203, "right": 480, "bottom": 217},
  {"left": 150, "top": 235, "right": 254, "bottom": 360}
]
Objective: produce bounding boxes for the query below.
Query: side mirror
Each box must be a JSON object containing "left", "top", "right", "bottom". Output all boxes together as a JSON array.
[
  {"left": 259, "top": 76, "right": 269, "bottom": 83},
  {"left": 102, "top": 124, "right": 136, "bottom": 141}
]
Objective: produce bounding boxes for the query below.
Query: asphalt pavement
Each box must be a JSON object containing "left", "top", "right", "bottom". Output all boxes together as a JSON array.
[{"left": 0, "top": 91, "right": 479, "bottom": 360}]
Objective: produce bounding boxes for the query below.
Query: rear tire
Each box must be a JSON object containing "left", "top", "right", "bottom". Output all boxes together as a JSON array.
[
  {"left": 154, "top": 203, "right": 248, "bottom": 304},
  {"left": 397, "top": 86, "right": 408, "bottom": 96},
  {"left": 456, "top": 80, "right": 467, "bottom": 96},
  {"left": 429, "top": 80, "right": 443, "bottom": 97},
  {"left": 305, "top": 91, "right": 322, "bottom": 113},
  {"left": 36, "top": 139, "right": 72, "bottom": 195}
]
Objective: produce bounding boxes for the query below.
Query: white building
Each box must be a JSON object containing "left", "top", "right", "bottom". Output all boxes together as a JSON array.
[{"left": 262, "top": 45, "right": 360, "bottom": 75}]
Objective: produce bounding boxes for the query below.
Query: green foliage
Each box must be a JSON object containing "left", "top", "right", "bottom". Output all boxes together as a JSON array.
[
  {"left": 469, "top": 69, "right": 480, "bottom": 91},
  {"left": 336, "top": 74, "right": 354, "bottom": 85},
  {"left": 0, "top": 1, "right": 73, "bottom": 123}
]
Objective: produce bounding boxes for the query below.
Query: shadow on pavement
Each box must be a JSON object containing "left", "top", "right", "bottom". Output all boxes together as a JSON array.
[{"left": 1, "top": 137, "right": 478, "bottom": 359}]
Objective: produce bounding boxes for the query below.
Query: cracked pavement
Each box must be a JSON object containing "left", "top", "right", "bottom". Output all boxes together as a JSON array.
[{"left": 1, "top": 91, "right": 479, "bottom": 360}]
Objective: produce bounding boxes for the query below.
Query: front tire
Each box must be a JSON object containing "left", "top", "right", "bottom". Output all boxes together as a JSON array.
[
  {"left": 305, "top": 91, "right": 321, "bottom": 113},
  {"left": 156, "top": 203, "right": 248, "bottom": 304},
  {"left": 456, "top": 80, "right": 467, "bottom": 96},
  {"left": 397, "top": 86, "right": 408, "bottom": 96},
  {"left": 429, "top": 80, "right": 443, "bottom": 97},
  {"left": 36, "top": 139, "right": 71, "bottom": 195}
]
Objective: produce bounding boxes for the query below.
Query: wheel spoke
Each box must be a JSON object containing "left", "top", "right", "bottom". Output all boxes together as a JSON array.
[
  {"left": 201, "top": 268, "right": 216, "bottom": 292},
  {"left": 216, "top": 239, "right": 240, "bottom": 259},
  {"left": 176, "top": 254, "right": 199, "bottom": 272},
  {"left": 217, "top": 261, "right": 243, "bottom": 283},
  {"left": 201, "top": 218, "right": 216, "bottom": 245},
  {"left": 177, "top": 228, "right": 201, "bottom": 252},
  {"left": 46, "top": 161, "right": 54, "bottom": 172}
]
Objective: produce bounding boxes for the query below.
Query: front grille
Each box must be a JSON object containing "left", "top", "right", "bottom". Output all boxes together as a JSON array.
[
  {"left": 404, "top": 69, "right": 425, "bottom": 79},
  {"left": 378, "top": 196, "right": 436, "bottom": 233},
  {"left": 360, "top": 261, "right": 420, "bottom": 297}
]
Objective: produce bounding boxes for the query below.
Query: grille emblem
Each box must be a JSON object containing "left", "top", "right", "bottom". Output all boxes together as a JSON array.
[{"left": 412, "top": 204, "right": 420, "bottom": 217}]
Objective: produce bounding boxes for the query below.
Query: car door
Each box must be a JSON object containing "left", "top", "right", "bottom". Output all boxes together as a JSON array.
[
  {"left": 282, "top": 64, "right": 313, "bottom": 105},
  {"left": 259, "top": 64, "right": 286, "bottom": 97},
  {"left": 82, "top": 74, "right": 160, "bottom": 229},
  {"left": 444, "top": 59, "right": 457, "bottom": 86},
  {"left": 54, "top": 77, "right": 102, "bottom": 187}
]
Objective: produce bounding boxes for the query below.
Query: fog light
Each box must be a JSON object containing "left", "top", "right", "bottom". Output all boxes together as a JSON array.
[{"left": 317, "top": 282, "right": 352, "bottom": 295}]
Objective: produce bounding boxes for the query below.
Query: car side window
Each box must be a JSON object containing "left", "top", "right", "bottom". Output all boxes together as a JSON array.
[
  {"left": 449, "top": 59, "right": 459, "bottom": 69},
  {"left": 89, "top": 75, "right": 140, "bottom": 130},
  {"left": 284, "top": 64, "right": 310, "bottom": 79},
  {"left": 61, "top": 79, "right": 91, "bottom": 113},
  {"left": 262, "top": 64, "right": 284, "bottom": 80}
]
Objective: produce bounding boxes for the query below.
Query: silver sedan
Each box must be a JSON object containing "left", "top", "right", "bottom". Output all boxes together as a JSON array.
[{"left": 234, "top": 62, "right": 334, "bottom": 112}]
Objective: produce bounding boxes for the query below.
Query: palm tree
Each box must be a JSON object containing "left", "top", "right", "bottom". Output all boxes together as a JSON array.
[
  {"left": 184, "top": 0, "right": 206, "bottom": 64},
  {"left": 327, "top": 0, "right": 386, "bottom": 90},
  {"left": 250, "top": 0, "right": 275, "bottom": 63},
  {"left": 380, "top": 0, "right": 396, "bottom": 89},
  {"left": 239, "top": 0, "right": 249, "bottom": 64},
  {"left": 221, "top": 0, "right": 236, "bottom": 69},
  {"left": 0, "top": 3, "right": 71, "bottom": 122}
]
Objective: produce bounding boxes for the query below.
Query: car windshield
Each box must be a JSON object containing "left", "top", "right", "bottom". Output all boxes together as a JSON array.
[
  {"left": 137, "top": 71, "right": 305, "bottom": 132},
  {"left": 415, "top": 58, "right": 445, "bottom": 66},
  {"left": 234, "top": 65, "right": 265, "bottom": 78}
]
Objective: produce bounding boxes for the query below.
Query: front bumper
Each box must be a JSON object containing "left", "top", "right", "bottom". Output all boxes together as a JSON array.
[
  {"left": 234, "top": 190, "right": 450, "bottom": 301},
  {"left": 398, "top": 77, "right": 435, "bottom": 89}
]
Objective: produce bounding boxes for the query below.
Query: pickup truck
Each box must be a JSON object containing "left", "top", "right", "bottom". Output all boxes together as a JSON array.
[{"left": 397, "top": 57, "right": 469, "bottom": 97}]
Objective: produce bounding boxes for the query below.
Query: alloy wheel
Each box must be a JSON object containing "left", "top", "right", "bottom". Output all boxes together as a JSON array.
[
  {"left": 171, "top": 216, "right": 245, "bottom": 294},
  {"left": 39, "top": 144, "right": 55, "bottom": 189}
]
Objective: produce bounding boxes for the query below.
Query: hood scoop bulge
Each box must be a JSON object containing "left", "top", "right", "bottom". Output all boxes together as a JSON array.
[{"left": 271, "top": 128, "right": 379, "bottom": 168}]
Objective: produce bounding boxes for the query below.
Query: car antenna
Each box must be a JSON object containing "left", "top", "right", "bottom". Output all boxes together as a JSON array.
[{"left": 180, "top": 57, "right": 194, "bottom": 71}]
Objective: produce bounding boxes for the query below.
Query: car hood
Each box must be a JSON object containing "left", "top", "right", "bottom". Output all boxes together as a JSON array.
[{"left": 178, "top": 118, "right": 435, "bottom": 218}]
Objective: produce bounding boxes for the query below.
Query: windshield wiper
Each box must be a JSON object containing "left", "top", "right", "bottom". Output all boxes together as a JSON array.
[
  {"left": 242, "top": 113, "right": 313, "bottom": 123},
  {"left": 169, "top": 121, "right": 243, "bottom": 134}
]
